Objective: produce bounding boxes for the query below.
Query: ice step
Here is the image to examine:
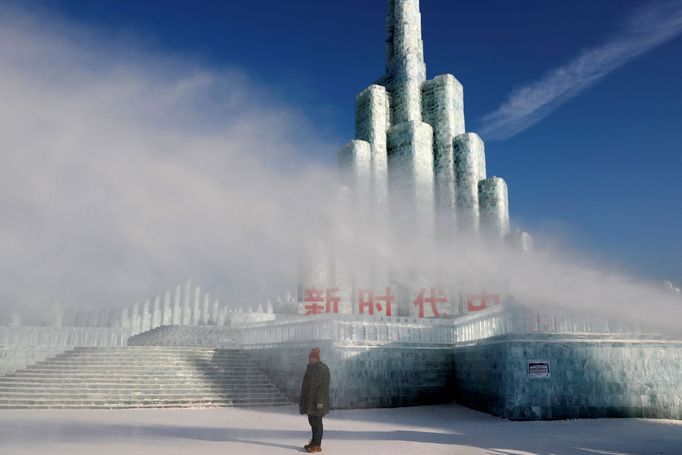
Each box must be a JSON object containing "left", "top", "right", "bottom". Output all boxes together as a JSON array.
[
  {"left": 0, "top": 401, "right": 292, "bottom": 410},
  {"left": 0, "top": 346, "right": 292, "bottom": 409}
]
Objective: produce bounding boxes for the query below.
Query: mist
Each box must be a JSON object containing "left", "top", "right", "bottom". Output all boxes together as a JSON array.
[
  {"left": 0, "top": 5, "right": 339, "bottom": 319},
  {"left": 0, "top": 4, "right": 680, "bottom": 335}
]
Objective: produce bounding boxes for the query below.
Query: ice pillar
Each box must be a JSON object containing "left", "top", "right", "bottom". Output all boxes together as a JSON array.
[
  {"left": 384, "top": 0, "right": 426, "bottom": 124},
  {"left": 454, "top": 133, "right": 486, "bottom": 233},
  {"left": 151, "top": 296, "right": 161, "bottom": 329},
  {"left": 387, "top": 120, "right": 434, "bottom": 290},
  {"left": 355, "top": 85, "right": 391, "bottom": 287},
  {"left": 339, "top": 140, "right": 373, "bottom": 291},
  {"left": 510, "top": 229, "right": 534, "bottom": 252},
  {"left": 172, "top": 285, "right": 182, "bottom": 325},
  {"left": 182, "top": 279, "right": 192, "bottom": 326},
  {"left": 162, "top": 292, "right": 172, "bottom": 326},
  {"left": 211, "top": 300, "right": 219, "bottom": 324},
  {"left": 297, "top": 240, "right": 333, "bottom": 302},
  {"left": 141, "top": 300, "right": 151, "bottom": 332},
  {"left": 192, "top": 286, "right": 201, "bottom": 326},
  {"left": 478, "top": 176, "right": 510, "bottom": 240},
  {"left": 201, "top": 294, "right": 210, "bottom": 325},
  {"left": 422, "top": 74, "right": 465, "bottom": 239}
]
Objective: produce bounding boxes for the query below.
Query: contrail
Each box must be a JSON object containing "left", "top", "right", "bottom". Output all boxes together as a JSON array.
[{"left": 478, "top": 0, "right": 682, "bottom": 141}]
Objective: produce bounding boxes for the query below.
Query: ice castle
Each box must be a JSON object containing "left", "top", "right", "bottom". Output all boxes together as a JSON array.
[{"left": 0, "top": 0, "right": 680, "bottom": 420}]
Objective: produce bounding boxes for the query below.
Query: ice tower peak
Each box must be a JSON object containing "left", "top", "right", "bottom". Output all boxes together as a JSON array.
[{"left": 384, "top": 0, "right": 426, "bottom": 86}]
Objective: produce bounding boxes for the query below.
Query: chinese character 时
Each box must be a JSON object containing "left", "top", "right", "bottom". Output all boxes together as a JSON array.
[
  {"left": 358, "top": 288, "right": 395, "bottom": 316},
  {"left": 465, "top": 291, "right": 501, "bottom": 312},
  {"left": 413, "top": 288, "right": 448, "bottom": 318}
]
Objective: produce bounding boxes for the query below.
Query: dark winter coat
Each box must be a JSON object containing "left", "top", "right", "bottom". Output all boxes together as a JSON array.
[{"left": 299, "top": 361, "right": 330, "bottom": 416}]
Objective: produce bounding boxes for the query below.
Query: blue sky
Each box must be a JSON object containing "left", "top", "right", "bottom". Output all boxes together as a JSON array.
[{"left": 3, "top": 0, "right": 681, "bottom": 288}]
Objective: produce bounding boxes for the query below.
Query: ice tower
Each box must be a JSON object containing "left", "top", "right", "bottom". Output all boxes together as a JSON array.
[{"left": 337, "top": 0, "right": 511, "bottom": 290}]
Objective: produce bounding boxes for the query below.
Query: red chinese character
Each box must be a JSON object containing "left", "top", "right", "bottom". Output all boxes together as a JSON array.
[
  {"left": 413, "top": 288, "right": 448, "bottom": 318},
  {"left": 358, "top": 288, "right": 395, "bottom": 316},
  {"left": 304, "top": 288, "right": 341, "bottom": 315},
  {"left": 325, "top": 288, "right": 340, "bottom": 314},
  {"left": 466, "top": 291, "right": 500, "bottom": 312},
  {"left": 304, "top": 288, "right": 325, "bottom": 315}
]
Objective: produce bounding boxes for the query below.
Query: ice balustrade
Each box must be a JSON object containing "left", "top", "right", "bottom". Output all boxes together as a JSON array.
[
  {"left": 453, "top": 303, "right": 644, "bottom": 343},
  {"left": 239, "top": 315, "right": 457, "bottom": 347},
  {"left": 240, "top": 304, "right": 646, "bottom": 347},
  {"left": 0, "top": 327, "right": 131, "bottom": 348}
]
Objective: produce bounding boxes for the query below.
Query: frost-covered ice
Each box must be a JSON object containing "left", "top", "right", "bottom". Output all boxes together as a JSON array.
[{"left": 0, "top": 404, "right": 680, "bottom": 455}]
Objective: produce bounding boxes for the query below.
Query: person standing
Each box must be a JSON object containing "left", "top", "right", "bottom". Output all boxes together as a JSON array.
[{"left": 299, "top": 347, "right": 330, "bottom": 453}]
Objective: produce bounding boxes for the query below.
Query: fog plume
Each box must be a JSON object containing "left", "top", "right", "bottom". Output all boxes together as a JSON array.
[
  {"left": 0, "top": 5, "right": 337, "bottom": 318},
  {"left": 0, "top": 5, "right": 680, "bottom": 336}
]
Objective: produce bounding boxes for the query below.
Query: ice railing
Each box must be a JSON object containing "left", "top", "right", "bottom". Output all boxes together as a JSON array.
[
  {"left": 0, "top": 327, "right": 132, "bottom": 348},
  {"left": 453, "top": 303, "right": 645, "bottom": 343},
  {"left": 238, "top": 305, "right": 647, "bottom": 347},
  {"left": 239, "top": 314, "right": 457, "bottom": 347}
]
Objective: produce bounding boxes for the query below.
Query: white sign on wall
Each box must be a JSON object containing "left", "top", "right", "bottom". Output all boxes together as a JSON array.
[{"left": 528, "top": 360, "right": 550, "bottom": 379}]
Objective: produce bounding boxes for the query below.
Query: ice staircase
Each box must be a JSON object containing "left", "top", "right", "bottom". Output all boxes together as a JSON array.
[{"left": 0, "top": 346, "right": 292, "bottom": 409}]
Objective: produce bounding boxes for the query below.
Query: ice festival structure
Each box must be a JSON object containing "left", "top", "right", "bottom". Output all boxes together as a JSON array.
[{"left": 1, "top": 0, "right": 681, "bottom": 420}]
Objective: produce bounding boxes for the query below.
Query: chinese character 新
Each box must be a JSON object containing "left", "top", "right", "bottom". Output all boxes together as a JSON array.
[{"left": 304, "top": 288, "right": 340, "bottom": 315}]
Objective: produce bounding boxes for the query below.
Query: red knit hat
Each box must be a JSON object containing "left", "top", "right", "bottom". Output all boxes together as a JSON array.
[{"left": 309, "top": 348, "right": 320, "bottom": 360}]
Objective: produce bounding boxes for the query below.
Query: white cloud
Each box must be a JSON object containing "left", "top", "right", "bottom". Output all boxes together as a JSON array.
[{"left": 478, "top": 0, "right": 682, "bottom": 140}]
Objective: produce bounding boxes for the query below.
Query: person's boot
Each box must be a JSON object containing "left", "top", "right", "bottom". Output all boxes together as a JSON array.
[
  {"left": 306, "top": 445, "right": 322, "bottom": 453},
  {"left": 303, "top": 440, "right": 313, "bottom": 450}
]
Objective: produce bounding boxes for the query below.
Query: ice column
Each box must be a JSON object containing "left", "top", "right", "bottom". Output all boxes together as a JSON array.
[
  {"left": 162, "top": 292, "right": 172, "bottom": 326},
  {"left": 151, "top": 296, "right": 161, "bottom": 329},
  {"left": 182, "top": 279, "right": 192, "bottom": 326},
  {"left": 454, "top": 133, "right": 486, "bottom": 232},
  {"left": 211, "top": 300, "right": 220, "bottom": 324},
  {"left": 192, "top": 286, "right": 201, "bottom": 326},
  {"left": 331, "top": 186, "right": 355, "bottom": 313},
  {"left": 297, "top": 239, "right": 332, "bottom": 302},
  {"left": 217, "top": 305, "right": 227, "bottom": 326},
  {"left": 141, "top": 300, "right": 151, "bottom": 332},
  {"left": 131, "top": 303, "right": 141, "bottom": 333},
  {"left": 384, "top": 0, "right": 426, "bottom": 123},
  {"left": 120, "top": 307, "right": 130, "bottom": 330},
  {"left": 510, "top": 229, "right": 534, "bottom": 252},
  {"left": 478, "top": 177, "right": 510, "bottom": 239},
  {"left": 355, "top": 85, "right": 391, "bottom": 286},
  {"left": 422, "top": 74, "right": 465, "bottom": 239},
  {"left": 387, "top": 120, "right": 434, "bottom": 284},
  {"left": 339, "top": 140, "right": 373, "bottom": 290},
  {"left": 172, "top": 285, "right": 182, "bottom": 325},
  {"left": 202, "top": 294, "right": 210, "bottom": 325}
]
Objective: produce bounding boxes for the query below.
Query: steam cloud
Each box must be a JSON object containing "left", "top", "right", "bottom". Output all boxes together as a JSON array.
[
  {"left": 0, "top": 5, "right": 338, "bottom": 318},
  {"left": 0, "top": 4, "right": 680, "bottom": 335}
]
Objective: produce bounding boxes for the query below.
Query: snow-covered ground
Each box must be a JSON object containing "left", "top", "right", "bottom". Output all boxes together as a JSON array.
[{"left": 0, "top": 404, "right": 680, "bottom": 455}]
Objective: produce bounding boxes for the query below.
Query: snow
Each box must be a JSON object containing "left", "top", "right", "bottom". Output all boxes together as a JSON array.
[{"left": 0, "top": 404, "right": 680, "bottom": 455}]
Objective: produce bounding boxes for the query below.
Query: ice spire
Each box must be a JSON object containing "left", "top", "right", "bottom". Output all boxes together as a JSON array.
[{"left": 384, "top": 0, "right": 426, "bottom": 85}]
